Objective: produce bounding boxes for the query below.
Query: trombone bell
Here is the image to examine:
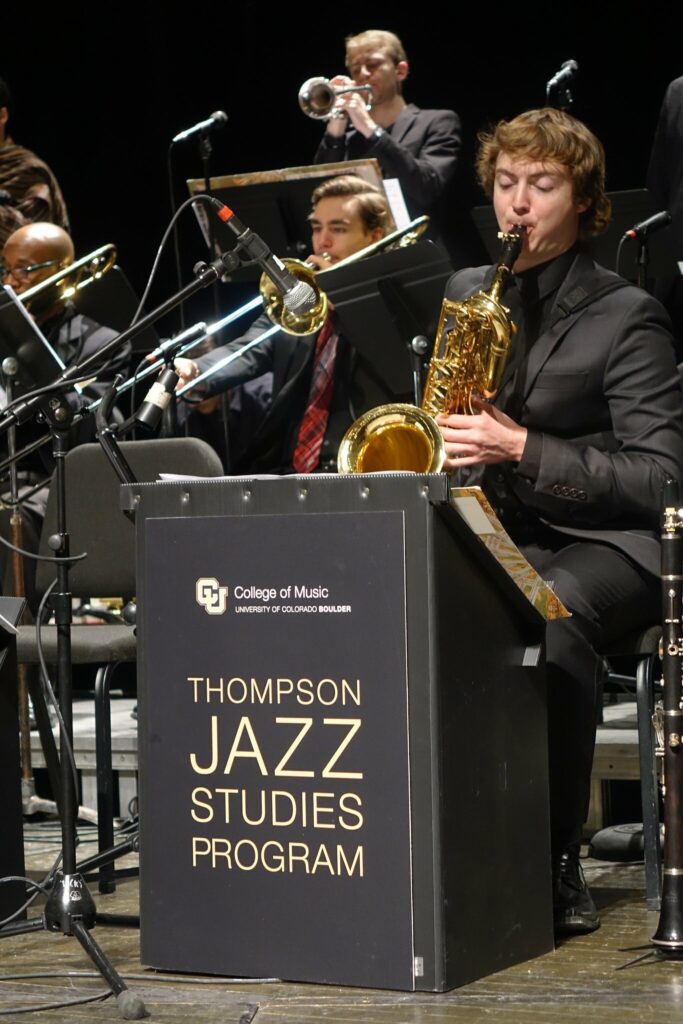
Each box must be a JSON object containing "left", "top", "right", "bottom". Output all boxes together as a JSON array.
[{"left": 259, "top": 259, "right": 328, "bottom": 336}]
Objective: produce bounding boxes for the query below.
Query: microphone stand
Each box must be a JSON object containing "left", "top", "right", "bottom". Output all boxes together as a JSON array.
[
  {"left": 0, "top": 247, "right": 243, "bottom": 1020},
  {"left": 635, "top": 235, "right": 651, "bottom": 292},
  {"left": 0, "top": 395, "right": 146, "bottom": 1020},
  {"left": 2, "top": 359, "right": 63, "bottom": 820},
  {"left": 0, "top": 248, "right": 242, "bottom": 438},
  {"left": 200, "top": 131, "right": 221, "bottom": 265}
]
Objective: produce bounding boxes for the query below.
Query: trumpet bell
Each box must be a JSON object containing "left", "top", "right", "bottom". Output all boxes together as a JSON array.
[
  {"left": 298, "top": 76, "right": 373, "bottom": 120},
  {"left": 337, "top": 403, "right": 445, "bottom": 474},
  {"left": 299, "top": 77, "right": 337, "bottom": 120},
  {"left": 260, "top": 259, "right": 328, "bottom": 336}
]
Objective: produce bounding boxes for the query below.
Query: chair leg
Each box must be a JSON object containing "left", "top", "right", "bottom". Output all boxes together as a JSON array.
[
  {"left": 636, "top": 653, "right": 662, "bottom": 910},
  {"left": 95, "top": 663, "right": 117, "bottom": 894}
]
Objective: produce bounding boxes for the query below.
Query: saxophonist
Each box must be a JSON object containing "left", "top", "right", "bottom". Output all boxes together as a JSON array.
[{"left": 436, "top": 108, "right": 683, "bottom": 936}]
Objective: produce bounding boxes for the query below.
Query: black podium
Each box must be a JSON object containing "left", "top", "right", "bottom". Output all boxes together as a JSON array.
[{"left": 125, "top": 474, "right": 556, "bottom": 991}]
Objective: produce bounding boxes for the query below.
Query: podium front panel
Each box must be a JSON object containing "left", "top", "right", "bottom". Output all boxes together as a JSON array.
[
  {"left": 130, "top": 475, "right": 553, "bottom": 991},
  {"left": 141, "top": 507, "right": 414, "bottom": 988}
]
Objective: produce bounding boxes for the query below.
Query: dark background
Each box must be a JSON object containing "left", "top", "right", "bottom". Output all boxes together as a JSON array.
[{"left": 2, "top": 1, "right": 680, "bottom": 334}]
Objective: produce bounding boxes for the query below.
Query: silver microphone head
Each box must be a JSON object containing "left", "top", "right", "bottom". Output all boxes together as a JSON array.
[{"left": 283, "top": 279, "right": 318, "bottom": 315}]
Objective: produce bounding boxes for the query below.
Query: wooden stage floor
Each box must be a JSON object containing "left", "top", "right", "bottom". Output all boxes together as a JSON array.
[{"left": 3, "top": 820, "right": 683, "bottom": 1024}]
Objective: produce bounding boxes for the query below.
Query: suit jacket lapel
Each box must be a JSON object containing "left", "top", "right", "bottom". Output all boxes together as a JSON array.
[
  {"left": 390, "top": 104, "right": 419, "bottom": 144},
  {"left": 250, "top": 332, "right": 315, "bottom": 444},
  {"left": 517, "top": 252, "right": 606, "bottom": 402}
]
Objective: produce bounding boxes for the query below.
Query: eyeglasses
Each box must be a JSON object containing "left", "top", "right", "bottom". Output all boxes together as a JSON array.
[{"left": 0, "top": 257, "right": 61, "bottom": 283}]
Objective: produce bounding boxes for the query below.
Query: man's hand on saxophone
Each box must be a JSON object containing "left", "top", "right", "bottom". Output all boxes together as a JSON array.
[{"left": 436, "top": 397, "right": 528, "bottom": 469}]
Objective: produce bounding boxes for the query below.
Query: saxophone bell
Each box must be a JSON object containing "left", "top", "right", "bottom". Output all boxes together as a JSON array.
[{"left": 337, "top": 226, "right": 524, "bottom": 474}]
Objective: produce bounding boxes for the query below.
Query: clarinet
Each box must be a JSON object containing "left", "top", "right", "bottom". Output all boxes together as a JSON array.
[{"left": 652, "top": 479, "right": 683, "bottom": 955}]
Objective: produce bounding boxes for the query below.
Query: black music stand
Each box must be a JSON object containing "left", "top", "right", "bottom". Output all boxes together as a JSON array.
[
  {"left": 471, "top": 188, "right": 677, "bottom": 286},
  {"left": 322, "top": 238, "right": 453, "bottom": 401},
  {"left": 74, "top": 266, "right": 160, "bottom": 355},
  {"left": 187, "top": 158, "right": 391, "bottom": 279},
  {"left": 0, "top": 286, "right": 67, "bottom": 389}
]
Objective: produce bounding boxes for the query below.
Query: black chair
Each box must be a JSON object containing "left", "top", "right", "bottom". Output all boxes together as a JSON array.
[
  {"left": 15, "top": 437, "right": 224, "bottom": 891},
  {"left": 591, "top": 630, "right": 662, "bottom": 910}
]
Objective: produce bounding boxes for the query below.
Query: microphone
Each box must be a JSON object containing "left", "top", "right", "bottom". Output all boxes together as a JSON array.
[
  {"left": 172, "top": 111, "right": 228, "bottom": 144},
  {"left": 547, "top": 60, "right": 578, "bottom": 92},
  {"left": 135, "top": 365, "right": 180, "bottom": 432},
  {"left": 213, "top": 202, "right": 318, "bottom": 315},
  {"left": 625, "top": 210, "right": 672, "bottom": 240}
]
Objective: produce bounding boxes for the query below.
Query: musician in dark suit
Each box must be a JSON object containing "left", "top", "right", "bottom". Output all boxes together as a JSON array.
[
  {"left": 436, "top": 108, "right": 683, "bottom": 936},
  {"left": 313, "top": 30, "right": 460, "bottom": 246},
  {"left": 647, "top": 76, "right": 683, "bottom": 353},
  {"left": 0, "top": 222, "right": 130, "bottom": 607},
  {"left": 174, "top": 175, "right": 391, "bottom": 473}
]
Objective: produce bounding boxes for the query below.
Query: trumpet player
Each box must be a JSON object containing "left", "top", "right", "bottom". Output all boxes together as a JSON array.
[
  {"left": 437, "top": 108, "right": 683, "bottom": 936},
  {"left": 313, "top": 30, "right": 460, "bottom": 243},
  {"left": 174, "top": 175, "right": 389, "bottom": 474}
]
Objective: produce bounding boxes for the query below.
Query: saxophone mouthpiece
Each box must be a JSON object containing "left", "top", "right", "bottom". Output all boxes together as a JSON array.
[{"left": 496, "top": 226, "right": 525, "bottom": 271}]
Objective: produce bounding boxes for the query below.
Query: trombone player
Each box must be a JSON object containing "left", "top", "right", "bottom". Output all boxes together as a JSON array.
[
  {"left": 0, "top": 222, "right": 131, "bottom": 607},
  {"left": 174, "top": 175, "right": 390, "bottom": 474}
]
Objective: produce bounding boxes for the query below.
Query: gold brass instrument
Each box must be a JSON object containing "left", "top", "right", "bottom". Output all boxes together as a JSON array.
[
  {"left": 298, "top": 77, "right": 373, "bottom": 120},
  {"left": 258, "top": 216, "right": 430, "bottom": 337},
  {"left": 337, "top": 226, "right": 524, "bottom": 474},
  {"left": 17, "top": 243, "right": 117, "bottom": 311},
  {"left": 259, "top": 261, "right": 329, "bottom": 336},
  {"left": 321, "top": 215, "right": 429, "bottom": 272}
]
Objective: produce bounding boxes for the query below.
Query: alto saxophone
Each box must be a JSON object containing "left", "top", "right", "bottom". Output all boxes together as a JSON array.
[{"left": 337, "top": 226, "right": 524, "bottom": 474}]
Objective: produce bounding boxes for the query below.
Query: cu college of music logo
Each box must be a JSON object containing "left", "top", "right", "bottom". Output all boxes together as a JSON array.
[{"left": 196, "top": 577, "right": 229, "bottom": 615}]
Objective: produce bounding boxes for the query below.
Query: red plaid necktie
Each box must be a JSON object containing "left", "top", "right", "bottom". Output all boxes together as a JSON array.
[{"left": 292, "top": 317, "right": 339, "bottom": 473}]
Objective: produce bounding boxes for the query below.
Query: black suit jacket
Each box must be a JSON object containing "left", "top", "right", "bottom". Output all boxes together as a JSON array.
[
  {"left": 314, "top": 104, "right": 461, "bottom": 233},
  {"left": 195, "top": 312, "right": 397, "bottom": 472},
  {"left": 648, "top": 77, "right": 683, "bottom": 242},
  {"left": 647, "top": 76, "right": 683, "bottom": 350},
  {"left": 446, "top": 251, "right": 683, "bottom": 575}
]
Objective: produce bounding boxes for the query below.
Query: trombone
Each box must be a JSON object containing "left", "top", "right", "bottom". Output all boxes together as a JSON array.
[
  {"left": 85, "top": 215, "right": 430, "bottom": 409},
  {"left": 17, "top": 243, "right": 117, "bottom": 309},
  {"left": 0, "top": 243, "right": 117, "bottom": 472},
  {"left": 173, "top": 215, "right": 430, "bottom": 398}
]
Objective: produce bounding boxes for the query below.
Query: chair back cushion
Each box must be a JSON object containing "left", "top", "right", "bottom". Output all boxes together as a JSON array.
[{"left": 35, "top": 438, "right": 224, "bottom": 599}]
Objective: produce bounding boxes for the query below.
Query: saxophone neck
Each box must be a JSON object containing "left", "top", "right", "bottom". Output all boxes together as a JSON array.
[{"left": 488, "top": 226, "right": 525, "bottom": 302}]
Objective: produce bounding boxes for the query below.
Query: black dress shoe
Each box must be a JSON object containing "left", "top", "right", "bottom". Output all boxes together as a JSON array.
[{"left": 553, "top": 845, "right": 600, "bottom": 935}]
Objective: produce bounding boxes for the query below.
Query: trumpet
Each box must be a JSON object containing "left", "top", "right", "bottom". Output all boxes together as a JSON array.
[
  {"left": 17, "top": 244, "right": 117, "bottom": 310},
  {"left": 298, "top": 77, "right": 372, "bottom": 120}
]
